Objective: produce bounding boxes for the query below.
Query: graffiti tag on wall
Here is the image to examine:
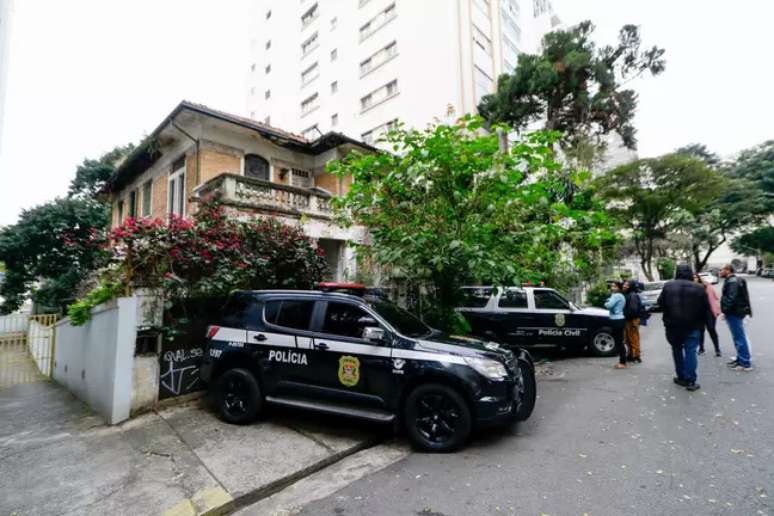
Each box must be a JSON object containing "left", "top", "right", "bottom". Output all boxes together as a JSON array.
[{"left": 159, "top": 347, "right": 203, "bottom": 399}]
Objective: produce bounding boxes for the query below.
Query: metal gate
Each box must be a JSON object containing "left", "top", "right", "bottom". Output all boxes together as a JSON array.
[{"left": 0, "top": 314, "right": 58, "bottom": 389}]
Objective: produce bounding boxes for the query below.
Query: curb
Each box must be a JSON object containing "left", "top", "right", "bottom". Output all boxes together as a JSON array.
[{"left": 202, "top": 435, "right": 384, "bottom": 516}]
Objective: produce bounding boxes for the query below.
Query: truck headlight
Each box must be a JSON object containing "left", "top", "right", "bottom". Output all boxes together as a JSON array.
[{"left": 464, "top": 357, "right": 508, "bottom": 380}]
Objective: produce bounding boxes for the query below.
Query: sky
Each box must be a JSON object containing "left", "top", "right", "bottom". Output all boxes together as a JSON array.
[{"left": 0, "top": 0, "right": 772, "bottom": 226}]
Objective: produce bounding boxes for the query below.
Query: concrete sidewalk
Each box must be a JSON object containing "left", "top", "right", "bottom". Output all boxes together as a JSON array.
[{"left": 0, "top": 381, "right": 387, "bottom": 515}]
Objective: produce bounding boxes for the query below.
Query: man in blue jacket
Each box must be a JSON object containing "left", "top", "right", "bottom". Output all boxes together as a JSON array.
[
  {"left": 719, "top": 264, "right": 753, "bottom": 371},
  {"left": 657, "top": 264, "right": 710, "bottom": 391}
]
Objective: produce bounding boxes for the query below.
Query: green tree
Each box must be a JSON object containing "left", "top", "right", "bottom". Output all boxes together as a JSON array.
[
  {"left": 731, "top": 140, "right": 774, "bottom": 212},
  {"left": 675, "top": 143, "right": 722, "bottom": 167},
  {"left": 597, "top": 154, "right": 725, "bottom": 280},
  {"left": 0, "top": 198, "right": 109, "bottom": 313},
  {"left": 731, "top": 227, "right": 774, "bottom": 266},
  {"left": 478, "top": 21, "right": 665, "bottom": 153},
  {"left": 0, "top": 144, "right": 133, "bottom": 313},
  {"left": 328, "top": 117, "right": 617, "bottom": 330}
]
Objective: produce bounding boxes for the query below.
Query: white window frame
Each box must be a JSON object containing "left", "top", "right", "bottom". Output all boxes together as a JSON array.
[
  {"left": 360, "top": 41, "right": 398, "bottom": 77},
  {"left": 301, "top": 93, "right": 319, "bottom": 116},
  {"left": 301, "top": 62, "right": 320, "bottom": 86},
  {"left": 359, "top": 3, "right": 396, "bottom": 42},
  {"left": 141, "top": 179, "right": 153, "bottom": 217},
  {"left": 301, "top": 32, "right": 319, "bottom": 57},
  {"left": 168, "top": 165, "right": 186, "bottom": 218},
  {"left": 301, "top": 3, "right": 319, "bottom": 29},
  {"left": 360, "top": 79, "right": 399, "bottom": 113}
]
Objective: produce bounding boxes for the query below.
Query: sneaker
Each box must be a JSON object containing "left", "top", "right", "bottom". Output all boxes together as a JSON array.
[
  {"left": 727, "top": 360, "right": 739, "bottom": 368},
  {"left": 732, "top": 365, "right": 753, "bottom": 372},
  {"left": 698, "top": 349, "right": 706, "bottom": 356},
  {"left": 685, "top": 383, "right": 701, "bottom": 391},
  {"left": 727, "top": 357, "right": 737, "bottom": 365},
  {"left": 715, "top": 351, "right": 722, "bottom": 357},
  {"left": 673, "top": 377, "right": 689, "bottom": 387}
]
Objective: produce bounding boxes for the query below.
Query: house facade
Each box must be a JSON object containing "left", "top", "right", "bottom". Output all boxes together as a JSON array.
[{"left": 105, "top": 101, "right": 373, "bottom": 280}]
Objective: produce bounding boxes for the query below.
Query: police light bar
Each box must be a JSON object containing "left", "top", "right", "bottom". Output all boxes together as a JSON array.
[{"left": 317, "top": 282, "right": 367, "bottom": 294}]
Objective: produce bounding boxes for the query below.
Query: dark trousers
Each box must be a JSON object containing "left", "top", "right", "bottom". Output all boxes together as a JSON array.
[
  {"left": 611, "top": 319, "right": 626, "bottom": 364},
  {"left": 666, "top": 328, "right": 701, "bottom": 383},
  {"left": 699, "top": 313, "right": 720, "bottom": 354}
]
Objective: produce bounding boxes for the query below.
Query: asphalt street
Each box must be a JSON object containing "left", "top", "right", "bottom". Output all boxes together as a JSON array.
[{"left": 298, "top": 276, "right": 773, "bottom": 516}]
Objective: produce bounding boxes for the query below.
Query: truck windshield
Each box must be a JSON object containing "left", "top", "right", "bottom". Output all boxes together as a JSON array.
[{"left": 370, "top": 300, "right": 432, "bottom": 338}]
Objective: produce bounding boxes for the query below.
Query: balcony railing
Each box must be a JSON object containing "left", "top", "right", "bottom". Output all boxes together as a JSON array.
[{"left": 194, "top": 173, "right": 334, "bottom": 219}]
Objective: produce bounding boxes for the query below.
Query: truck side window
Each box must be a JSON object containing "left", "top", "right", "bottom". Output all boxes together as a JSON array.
[
  {"left": 534, "top": 290, "right": 571, "bottom": 310},
  {"left": 498, "top": 289, "right": 528, "bottom": 308},
  {"left": 265, "top": 300, "right": 315, "bottom": 331},
  {"left": 322, "top": 302, "right": 378, "bottom": 340},
  {"left": 461, "top": 287, "right": 493, "bottom": 308},
  {"left": 221, "top": 294, "right": 253, "bottom": 327}
]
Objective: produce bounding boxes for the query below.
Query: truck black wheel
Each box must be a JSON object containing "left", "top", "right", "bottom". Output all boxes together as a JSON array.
[
  {"left": 404, "top": 383, "right": 472, "bottom": 452},
  {"left": 216, "top": 368, "right": 262, "bottom": 424},
  {"left": 513, "top": 358, "right": 536, "bottom": 421},
  {"left": 589, "top": 328, "right": 617, "bottom": 357}
]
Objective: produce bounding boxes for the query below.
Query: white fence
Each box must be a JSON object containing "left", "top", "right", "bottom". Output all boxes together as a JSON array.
[{"left": 0, "top": 314, "right": 29, "bottom": 335}]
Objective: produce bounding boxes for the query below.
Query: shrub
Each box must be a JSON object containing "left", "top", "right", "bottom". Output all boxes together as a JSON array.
[
  {"left": 585, "top": 281, "right": 610, "bottom": 308},
  {"left": 67, "top": 281, "right": 122, "bottom": 325}
]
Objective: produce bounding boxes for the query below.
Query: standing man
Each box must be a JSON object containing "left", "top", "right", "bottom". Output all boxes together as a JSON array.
[
  {"left": 657, "top": 264, "right": 710, "bottom": 391},
  {"left": 719, "top": 264, "right": 753, "bottom": 371},
  {"left": 623, "top": 280, "right": 642, "bottom": 363}
]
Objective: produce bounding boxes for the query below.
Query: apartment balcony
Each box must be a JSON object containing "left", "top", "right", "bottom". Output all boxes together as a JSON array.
[{"left": 194, "top": 173, "right": 334, "bottom": 220}]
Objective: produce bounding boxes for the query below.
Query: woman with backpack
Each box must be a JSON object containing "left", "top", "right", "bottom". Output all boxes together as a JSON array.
[{"left": 623, "top": 280, "right": 643, "bottom": 363}]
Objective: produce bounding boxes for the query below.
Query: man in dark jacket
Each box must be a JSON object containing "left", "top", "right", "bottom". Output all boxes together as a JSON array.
[
  {"left": 719, "top": 264, "right": 753, "bottom": 371},
  {"left": 657, "top": 263, "right": 710, "bottom": 391}
]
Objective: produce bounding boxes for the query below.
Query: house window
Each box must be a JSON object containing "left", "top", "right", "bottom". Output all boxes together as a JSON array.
[
  {"left": 265, "top": 64, "right": 271, "bottom": 74},
  {"left": 359, "top": 3, "right": 396, "bottom": 41},
  {"left": 301, "top": 32, "right": 319, "bottom": 56},
  {"left": 330, "top": 80, "right": 338, "bottom": 93},
  {"left": 141, "top": 180, "right": 152, "bottom": 217},
  {"left": 301, "top": 93, "right": 319, "bottom": 115},
  {"left": 301, "top": 62, "right": 319, "bottom": 85},
  {"left": 291, "top": 168, "right": 313, "bottom": 188},
  {"left": 331, "top": 113, "right": 338, "bottom": 126},
  {"left": 361, "top": 79, "right": 398, "bottom": 111},
  {"left": 360, "top": 41, "right": 397, "bottom": 76},
  {"left": 117, "top": 200, "right": 124, "bottom": 224},
  {"left": 302, "top": 125, "right": 319, "bottom": 140},
  {"left": 330, "top": 48, "right": 337, "bottom": 61},
  {"left": 301, "top": 3, "right": 319, "bottom": 29},
  {"left": 128, "top": 189, "right": 137, "bottom": 218},
  {"left": 244, "top": 154, "right": 270, "bottom": 181},
  {"left": 168, "top": 160, "right": 186, "bottom": 218},
  {"left": 265, "top": 89, "right": 271, "bottom": 99}
]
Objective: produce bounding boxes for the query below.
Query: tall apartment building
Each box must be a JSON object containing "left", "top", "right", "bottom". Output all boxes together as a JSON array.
[
  {"left": 246, "top": 0, "right": 560, "bottom": 144},
  {"left": 0, "top": 0, "right": 13, "bottom": 153}
]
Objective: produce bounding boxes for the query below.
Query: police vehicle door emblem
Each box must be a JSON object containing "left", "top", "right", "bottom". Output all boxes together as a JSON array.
[
  {"left": 555, "top": 313, "right": 565, "bottom": 327},
  {"left": 392, "top": 358, "right": 405, "bottom": 374},
  {"left": 338, "top": 356, "right": 360, "bottom": 387}
]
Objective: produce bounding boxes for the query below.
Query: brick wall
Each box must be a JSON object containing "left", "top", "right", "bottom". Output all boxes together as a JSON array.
[
  {"left": 152, "top": 174, "right": 168, "bottom": 219},
  {"left": 200, "top": 149, "right": 241, "bottom": 185},
  {"left": 314, "top": 172, "right": 340, "bottom": 195}
]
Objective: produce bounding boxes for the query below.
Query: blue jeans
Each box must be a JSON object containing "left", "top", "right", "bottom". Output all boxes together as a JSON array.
[
  {"left": 726, "top": 315, "right": 752, "bottom": 367},
  {"left": 668, "top": 329, "right": 700, "bottom": 383}
]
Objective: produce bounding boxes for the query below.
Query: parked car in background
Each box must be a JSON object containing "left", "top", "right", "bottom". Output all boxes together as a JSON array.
[
  {"left": 699, "top": 271, "right": 719, "bottom": 284},
  {"left": 640, "top": 281, "right": 667, "bottom": 312},
  {"left": 457, "top": 286, "right": 617, "bottom": 357},
  {"left": 761, "top": 268, "right": 774, "bottom": 279},
  {"left": 201, "top": 284, "right": 536, "bottom": 452}
]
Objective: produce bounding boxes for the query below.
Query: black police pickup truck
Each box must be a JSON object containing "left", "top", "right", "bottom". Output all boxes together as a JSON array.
[
  {"left": 200, "top": 284, "right": 536, "bottom": 452},
  {"left": 458, "top": 286, "right": 616, "bottom": 357}
]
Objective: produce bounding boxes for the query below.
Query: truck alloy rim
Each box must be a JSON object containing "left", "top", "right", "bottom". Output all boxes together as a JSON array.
[
  {"left": 223, "top": 378, "right": 249, "bottom": 415},
  {"left": 594, "top": 332, "right": 615, "bottom": 352},
  {"left": 415, "top": 393, "right": 461, "bottom": 444}
]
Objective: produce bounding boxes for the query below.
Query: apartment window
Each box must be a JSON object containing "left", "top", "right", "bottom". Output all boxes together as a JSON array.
[
  {"left": 360, "top": 79, "right": 399, "bottom": 111},
  {"left": 168, "top": 162, "right": 186, "bottom": 218},
  {"left": 265, "top": 89, "right": 271, "bottom": 99},
  {"left": 141, "top": 180, "right": 152, "bottom": 217},
  {"left": 359, "top": 0, "right": 372, "bottom": 6},
  {"left": 533, "top": 0, "right": 549, "bottom": 17},
  {"left": 302, "top": 125, "right": 319, "bottom": 140},
  {"left": 301, "top": 3, "right": 319, "bottom": 29},
  {"left": 301, "top": 62, "right": 319, "bottom": 85},
  {"left": 360, "top": 41, "right": 397, "bottom": 76},
  {"left": 474, "top": 0, "right": 490, "bottom": 16},
  {"left": 330, "top": 48, "right": 337, "bottom": 61},
  {"left": 128, "top": 189, "right": 137, "bottom": 218},
  {"left": 245, "top": 154, "right": 270, "bottom": 181},
  {"left": 361, "top": 119, "right": 398, "bottom": 145},
  {"left": 266, "top": 40, "right": 271, "bottom": 50},
  {"left": 264, "top": 116, "right": 271, "bottom": 124},
  {"left": 301, "top": 32, "right": 319, "bottom": 56},
  {"left": 473, "top": 25, "right": 492, "bottom": 55},
  {"left": 359, "top": 3, "right": 396, "bottom": 41},
  {"left": 474, "top": 65, "right": 494, "bottom": 103},
  {"left": 331, "top": 113, "right": 338, "bottom": 126},
  {"left": 251, "top": 111, "right": 256, "bottom": 119},
  {"left": 301, "top": 93, "right": 319, "bottom": 115},
  {"left": 266, "top": 9, "right": 271, "bottom": 19},
  {"left": 265, "top": 64, "right": 271, "bottom": 74},
  {"left": 250, "top": 87, "right": 256, "bottom": 96},
  {"left": 250, "top": 63, "right": 256, "bottom": 72},
  {"left": 504, "top": 0, "right": 520, "bottom": 16},
  {"left": 329, "top": 81, "right": 338, "bottom": 94},
  {"left": 330, "top": 17, "right": 337, "bottom": 30}
]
